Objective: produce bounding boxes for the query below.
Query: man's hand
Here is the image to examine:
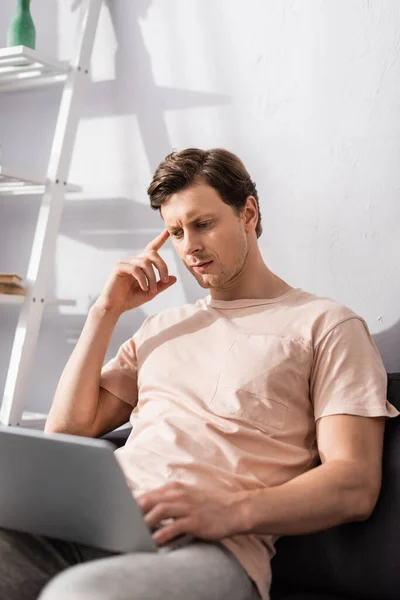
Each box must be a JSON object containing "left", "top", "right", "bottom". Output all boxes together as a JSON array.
[
  {"left": 95, "top": 229, "right": 177, "bottom": 315},
  {"left": 135, "top": 481, "right": 248, "bottom": 547}
]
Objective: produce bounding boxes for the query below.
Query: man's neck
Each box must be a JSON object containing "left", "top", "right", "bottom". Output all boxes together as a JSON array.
[{"left": 210, "top": 266, "right": 294, "bottom": 302}]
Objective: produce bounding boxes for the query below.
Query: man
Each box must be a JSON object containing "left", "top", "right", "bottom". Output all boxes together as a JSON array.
[{"left": 2, "top": 148, "right": 398, "bottom": 600}]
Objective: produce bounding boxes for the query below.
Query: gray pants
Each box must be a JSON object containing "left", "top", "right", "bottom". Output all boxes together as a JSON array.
[{"left": 0, "top": 527, "right": 262, "bottom": 600}]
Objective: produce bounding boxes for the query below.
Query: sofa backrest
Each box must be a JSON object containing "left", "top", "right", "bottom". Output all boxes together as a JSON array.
[{"left": 270, "top": 372, "right": 400, "bottom": 600}]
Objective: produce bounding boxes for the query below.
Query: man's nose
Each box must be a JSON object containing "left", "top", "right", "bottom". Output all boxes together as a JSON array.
[{"left": 183, "top": 231, "right": 203, "bottom": 256}]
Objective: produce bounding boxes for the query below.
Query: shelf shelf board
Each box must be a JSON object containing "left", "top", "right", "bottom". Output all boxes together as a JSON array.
[
  {"left": 1, "top": 413, "right": 130, "bottom": 431},
  {"left": 20, "top": 411, "right": 48, "bottom": 428},
  {"left": 0, "top": 294, "right": 76, "bottom": 306},
  {"left": 0, "top": 45, "right": 69, "bottom": 92},
  {"left": 0, "top": 166, "right": 81, "bottom": 196}
]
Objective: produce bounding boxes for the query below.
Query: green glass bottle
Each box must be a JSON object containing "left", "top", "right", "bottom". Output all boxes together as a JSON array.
[{"left": 7, "top": 0, "right": 36, "bottom": 50}]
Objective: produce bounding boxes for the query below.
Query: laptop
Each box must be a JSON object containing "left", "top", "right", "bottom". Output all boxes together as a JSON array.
[{"left": 0, "top": 426, "right": 193, "bottom": 554}]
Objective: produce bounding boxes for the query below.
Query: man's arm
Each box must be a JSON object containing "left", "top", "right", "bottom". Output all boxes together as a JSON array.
[
  {"left": 45, "top": 303, "right": 123, "bottom": 437},
  {"left": 45, "top": 229, "right": 175, "bottom": 439},
  {"left": 240, "top": 414, "right": 385, "bottom": 536}
]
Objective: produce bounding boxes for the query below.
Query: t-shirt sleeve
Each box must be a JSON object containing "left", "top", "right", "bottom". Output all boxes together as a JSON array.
[
  {"left": 99, "top": 331, "right": 141, "bottom": 408},
  {"left": 310, "top": 316, "right": 400, "bottom": 422}
]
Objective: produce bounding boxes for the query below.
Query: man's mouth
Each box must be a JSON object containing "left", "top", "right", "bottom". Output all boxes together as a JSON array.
[{"left": 192, "top": 261, "right": 213, "bottom": 272}]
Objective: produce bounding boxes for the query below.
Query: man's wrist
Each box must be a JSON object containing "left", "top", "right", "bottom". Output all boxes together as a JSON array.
[
  {"left": 90, "top": 300, "right": 123, "bottom": 322},
  {"left": 231, "top": 488, "right": 265, "bottom": 535}
]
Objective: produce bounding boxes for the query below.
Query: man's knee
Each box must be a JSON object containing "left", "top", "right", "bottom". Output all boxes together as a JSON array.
[{"left": 38, "top": 562, "right": 100, "bottom": 600}]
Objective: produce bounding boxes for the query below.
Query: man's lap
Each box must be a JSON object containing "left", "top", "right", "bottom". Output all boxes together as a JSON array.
[
  {"left": 0, "top": 527, "right": 112, "bottom": 596},
  {"left": 0, "top": 527, "right": 260, "bottom": 600}
]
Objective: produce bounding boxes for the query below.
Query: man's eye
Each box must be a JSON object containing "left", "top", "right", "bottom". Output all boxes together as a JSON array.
[{"left": 171, "top": 222, "right": 211, "bottom": 238}]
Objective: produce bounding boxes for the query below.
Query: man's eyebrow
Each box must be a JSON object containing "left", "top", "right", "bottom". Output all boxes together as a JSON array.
[{"left": 167, "top": 212, "right": 216, "bottom": 229}]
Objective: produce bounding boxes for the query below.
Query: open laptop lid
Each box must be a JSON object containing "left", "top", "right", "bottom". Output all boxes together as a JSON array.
[{"left": 0, "top": 426, "right": 157, "bottom": 553}]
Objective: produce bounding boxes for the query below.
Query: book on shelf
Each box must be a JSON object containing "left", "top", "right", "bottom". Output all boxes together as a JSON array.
[
  {"left": 0, "top": 283, "right": 25, "bottom": 295},
  {"left": 0, "top": 273, "right": 23, "bottom": 285}
]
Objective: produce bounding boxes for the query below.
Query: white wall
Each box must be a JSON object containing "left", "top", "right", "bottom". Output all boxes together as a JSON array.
[{"left": 0, "top": 0, "right": 399, "bottom": 415}]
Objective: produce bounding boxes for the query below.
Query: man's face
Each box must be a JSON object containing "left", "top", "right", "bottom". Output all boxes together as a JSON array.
[{"left": 161, "top": 182, "right": 250, "bottom": 290}]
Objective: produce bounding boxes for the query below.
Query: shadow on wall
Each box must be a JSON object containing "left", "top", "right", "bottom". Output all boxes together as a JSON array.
[
  {"left": 0, "top": 0, "right": 231, "bottom": 411},
  {"left": 83, "top": 0, "right": 230, "bottom": 169},
  {"left": 78, "top": 0, "right": 231, "bottom": 305},
  {"left": 0, "top": 0, "right": 231, "bottom": 304}
]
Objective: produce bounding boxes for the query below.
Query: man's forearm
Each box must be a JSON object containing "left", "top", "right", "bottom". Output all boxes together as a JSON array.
[
  {"left": 45, "top": 303, "right": 121, "bottom": 436},
  {"left": 237, "top": 460, "right": 375, "bottom": 537}
]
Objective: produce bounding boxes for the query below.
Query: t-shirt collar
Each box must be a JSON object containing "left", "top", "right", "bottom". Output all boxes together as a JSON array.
[{"left": 206, "top": 287, "right": 302, "bottom": 309}]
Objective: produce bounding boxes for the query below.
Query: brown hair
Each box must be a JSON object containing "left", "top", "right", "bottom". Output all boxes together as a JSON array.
[{"left": 147, "top": 148, "right": 262, "bottom": 238}]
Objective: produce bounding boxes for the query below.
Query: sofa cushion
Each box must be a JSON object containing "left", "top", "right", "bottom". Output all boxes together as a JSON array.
[
  {"left": 101, "top": 425, "right": 132, "bottom": 448},
  {"left": 270, "top": 373, "right": 400, "bottom": 600}
]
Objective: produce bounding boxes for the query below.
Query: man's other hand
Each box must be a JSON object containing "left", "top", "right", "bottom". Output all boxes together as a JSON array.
[{"left": 134, "top": 481, "right": 248, "bottom": 547}]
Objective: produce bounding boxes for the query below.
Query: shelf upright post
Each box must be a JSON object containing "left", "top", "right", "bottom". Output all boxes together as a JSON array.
[{"left": 0, "top": 0, "right": 102, "bottom": 427}]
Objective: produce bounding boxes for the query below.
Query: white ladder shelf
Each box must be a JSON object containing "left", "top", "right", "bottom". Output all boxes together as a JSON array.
[{"left": 0, "top": 0, "right": 102, "bottom": 428}]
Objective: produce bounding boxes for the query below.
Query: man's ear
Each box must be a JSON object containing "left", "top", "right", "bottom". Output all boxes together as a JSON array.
[{"left": 243, "top": 196, "right": 258, "bottom": 233}]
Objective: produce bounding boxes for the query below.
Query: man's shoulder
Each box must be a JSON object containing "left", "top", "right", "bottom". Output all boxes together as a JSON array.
[
  {"left": 298, "top": 288, "right": 359, "bottom": 318},
  {"left": 297, "top": 288, "right": 366, "bottom": 344}
]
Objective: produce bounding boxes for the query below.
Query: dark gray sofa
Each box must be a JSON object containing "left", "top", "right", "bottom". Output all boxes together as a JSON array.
[{"left": 102, "top": 372, "right": 400, "bottom": 600}]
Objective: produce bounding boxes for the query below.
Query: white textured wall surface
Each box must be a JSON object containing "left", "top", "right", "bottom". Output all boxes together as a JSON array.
[{"left": 0, "top": 0, "right": 399, "bottom": 414}]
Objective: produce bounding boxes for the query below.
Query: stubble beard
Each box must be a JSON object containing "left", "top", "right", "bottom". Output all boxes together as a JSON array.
[{"left": 197, "top": 233, "right": 248, "bottom": 290}]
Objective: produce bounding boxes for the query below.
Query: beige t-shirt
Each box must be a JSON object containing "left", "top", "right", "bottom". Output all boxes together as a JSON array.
[{"left": 100, "top": 287, "right": 399, "bottom": 600}]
